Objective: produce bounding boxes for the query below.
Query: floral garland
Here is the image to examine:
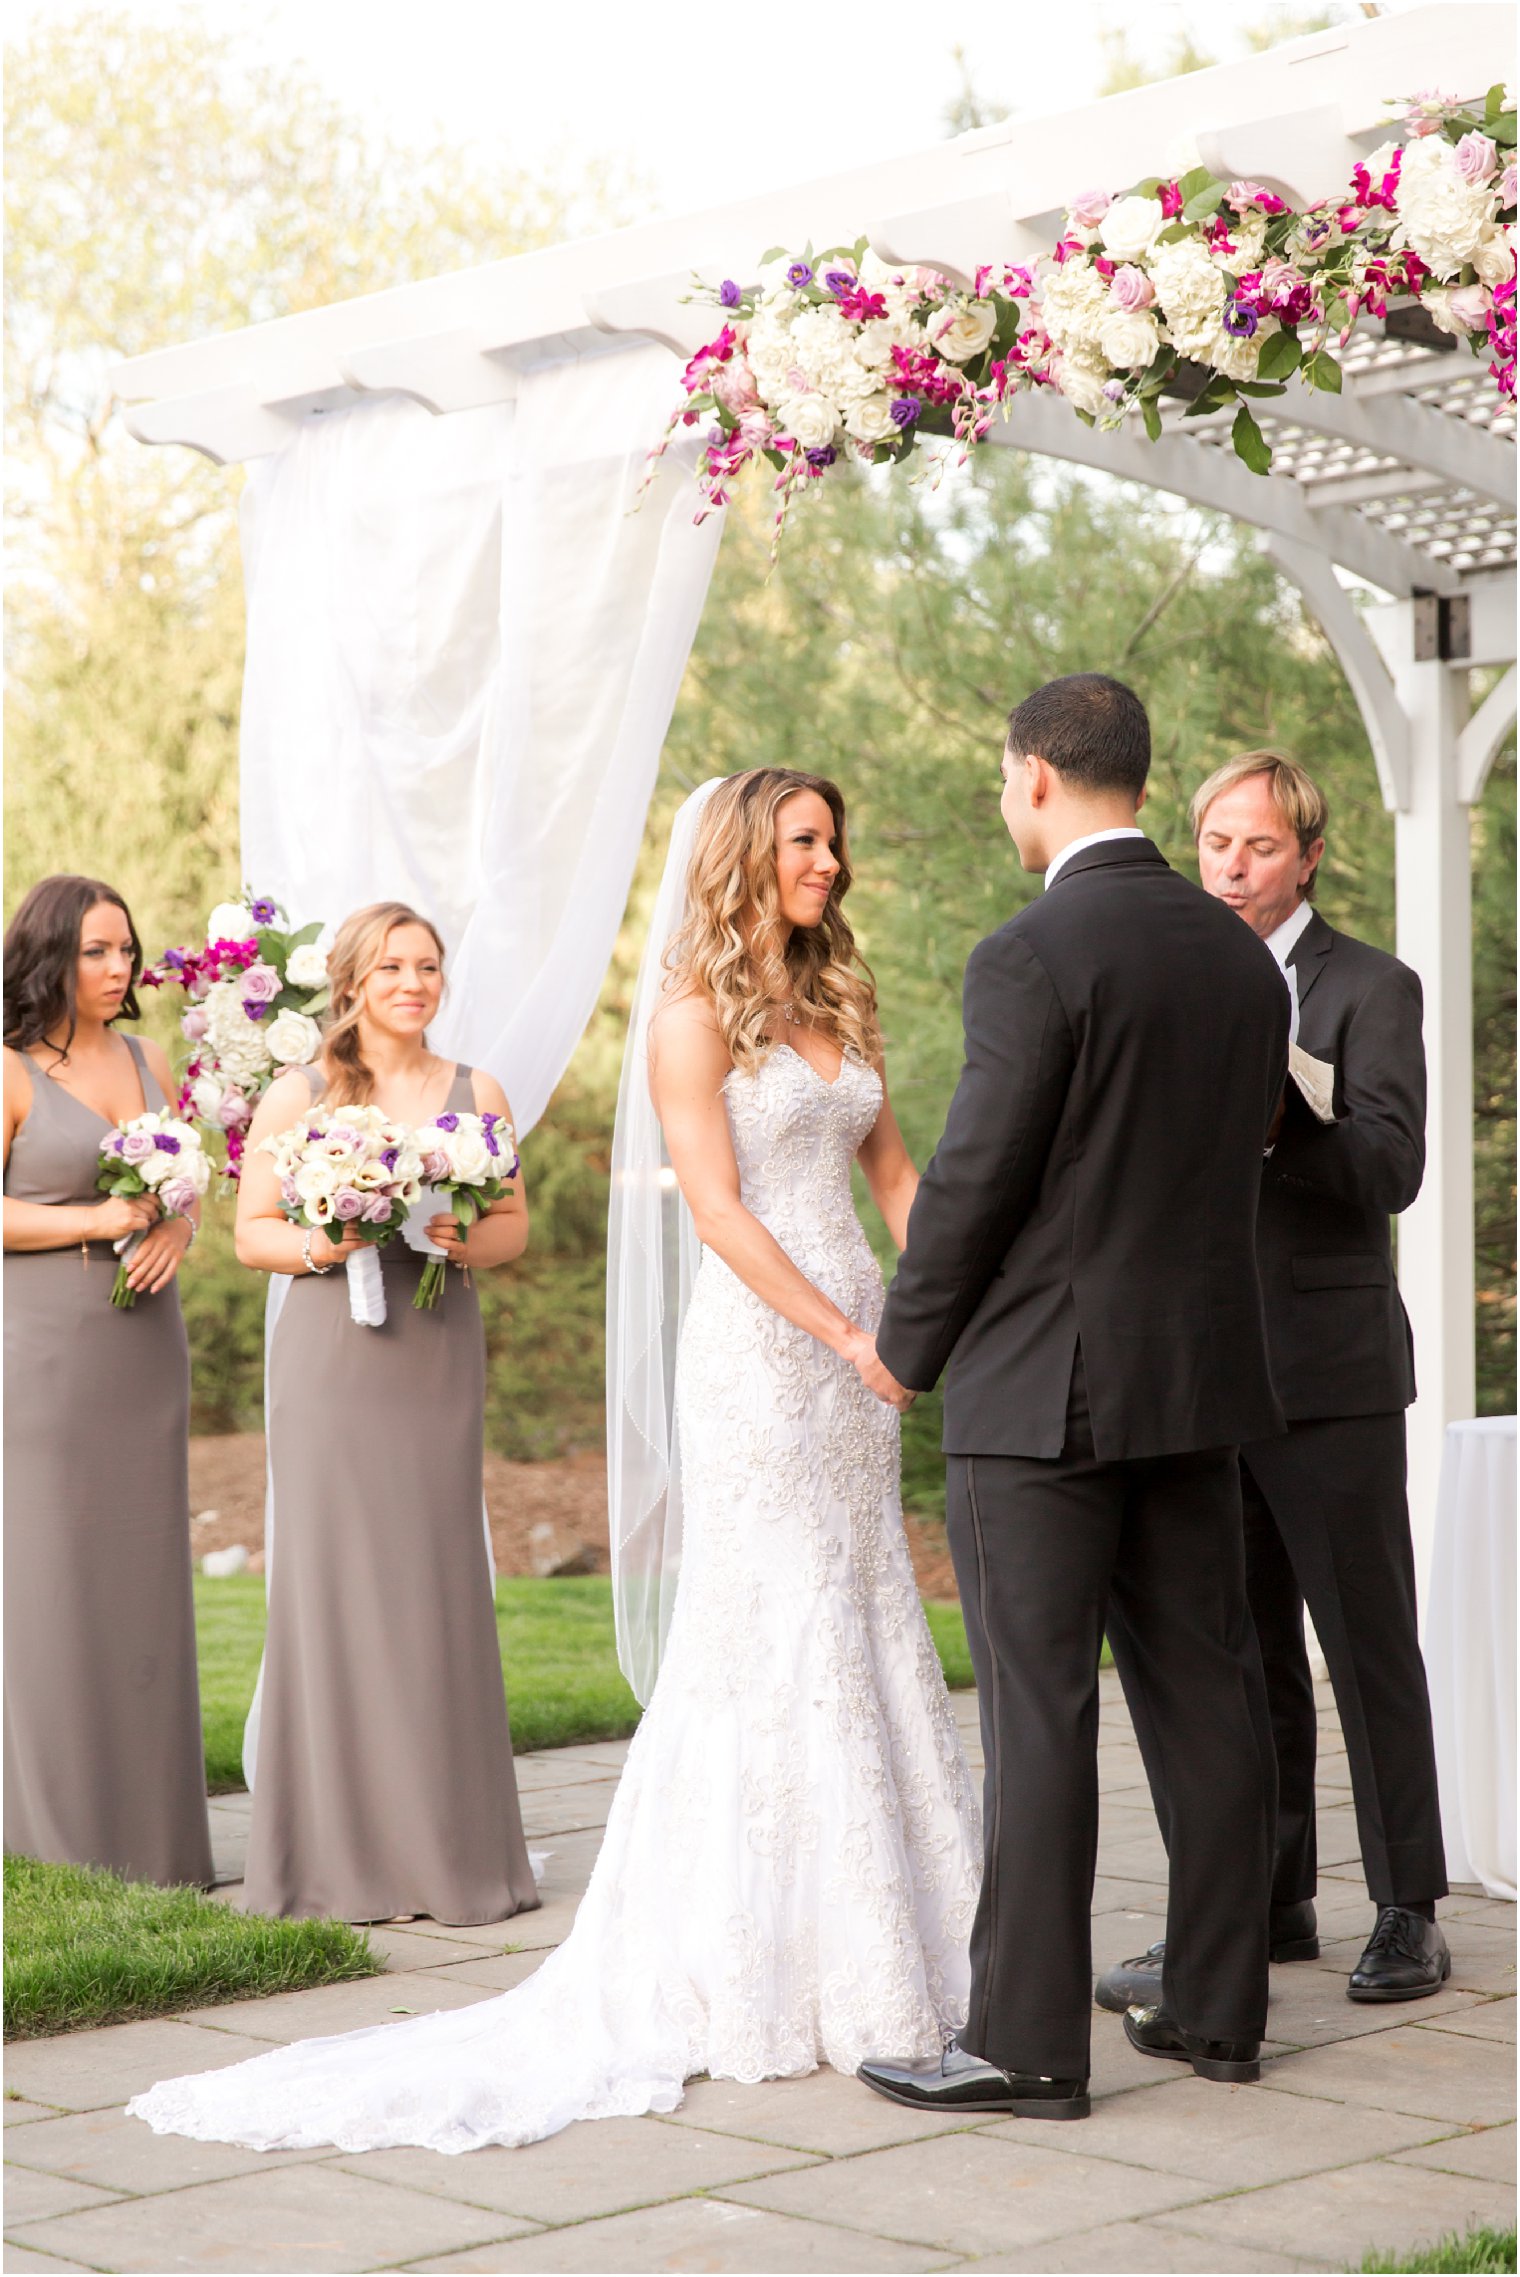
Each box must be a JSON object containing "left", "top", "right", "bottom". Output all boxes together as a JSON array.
[
  {"left": 142, "top": 893, "right": 330, "bottom": 1179},
  {"left": 660, "top": 86, "right": 1515, "bottom": 550}
]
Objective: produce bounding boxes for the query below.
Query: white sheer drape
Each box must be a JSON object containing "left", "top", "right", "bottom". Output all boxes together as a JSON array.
[{"left": 237, "top": 350, "right": 722, "bottom": 1786}]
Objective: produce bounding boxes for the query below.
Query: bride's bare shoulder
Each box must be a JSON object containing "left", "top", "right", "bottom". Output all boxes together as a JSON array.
[{"left": 648, "top": 985, "right": 728, "bottom": 1082}]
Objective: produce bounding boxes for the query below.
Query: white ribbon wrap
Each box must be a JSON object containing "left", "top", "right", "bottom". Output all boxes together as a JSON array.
[{"left": 346, "top": 1243, "right": 387, "bottom": 1327}]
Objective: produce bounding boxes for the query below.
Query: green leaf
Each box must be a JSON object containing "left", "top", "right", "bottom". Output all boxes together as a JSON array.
[
  {"left": 1231, "top": 402, "right": 1273, "bottom": 475},
  {"left": 301, "top": 986, "right": 330, "bottom": 1015},
  {"left": 286, "top": 921, "right": 322, "bottom": 949},
  {"left": 1233, "top": 379, "right": 1288, "bottom": 399},
  {"left": 1181, "top": 185, "right": 1226, "bottom": 224},
  {"left": 1305, "top": 351, "right": 1343, "bottom": 393},
  {"left": 1492, "top": 110, "right": 1517, "bottom": 147},
  {"left": 1073, "top": 406, "right": 1095, "bottom": 428},
  {"left": 1156, "top": 220, "right": 1191, "bottom": 245},
  {"left": 1175, "top": 164, "right": 1216, "bottom": 202},
  {"left": 1183, "top": 375, "right": 1238, "bottom": 419},
  {"left": 1485, "top": 81, "right": 1505, "bottom": 121},
  {"left": 1141, "top": 397, "right": 1163, "bottom": 443},
  {"left": 758, "top": 245, "right": 787, "bottom": 267},
  {"left": 1255, "top": 329, "right": 1302, "bottom": 382}
]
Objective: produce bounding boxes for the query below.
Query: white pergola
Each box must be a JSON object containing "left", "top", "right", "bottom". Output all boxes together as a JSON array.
[{"left": 114, "top": 2, "right": 1516, "bottom": 1596}]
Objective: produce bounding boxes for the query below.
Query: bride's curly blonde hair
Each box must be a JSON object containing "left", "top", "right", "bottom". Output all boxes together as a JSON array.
[{"left": 663, "top": 769, "right": 880, "bottom": 1072}]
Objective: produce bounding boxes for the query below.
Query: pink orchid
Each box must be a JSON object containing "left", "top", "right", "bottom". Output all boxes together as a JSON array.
[{"left": 1159, "top": 181, "right": 1184, "bottom": 219}]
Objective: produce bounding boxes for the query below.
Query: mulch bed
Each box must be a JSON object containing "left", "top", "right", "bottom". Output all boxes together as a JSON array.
[{"left": 187, "top": 1435, "right": 960, "bottom": 1598}]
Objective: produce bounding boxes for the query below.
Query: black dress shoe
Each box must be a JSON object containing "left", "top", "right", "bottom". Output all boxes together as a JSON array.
[
  {"left": 858, "top": 2040, "right": 1089, "bottom": 2119},
  {"left": 1094, "top": 1900, "right": 1319, "bottom": 2013},
  {"left": 1347, "top": 1907, "right": 1451, "bottom": 2002},
  {"left": 1123, "top": 2005, "right": 1261, "bottom": 2083}
]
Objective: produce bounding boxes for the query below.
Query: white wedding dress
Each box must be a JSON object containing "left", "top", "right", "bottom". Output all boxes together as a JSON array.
[{"left": 129, "top": 1045, "right": 980, "bottom": 2155}]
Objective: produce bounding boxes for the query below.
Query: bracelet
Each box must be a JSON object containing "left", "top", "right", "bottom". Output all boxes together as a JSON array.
[{"left": 301, "top": 1228, "right": 336, "bottom": 1276}]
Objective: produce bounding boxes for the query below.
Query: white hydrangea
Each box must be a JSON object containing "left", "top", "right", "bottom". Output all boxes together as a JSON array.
[
  {"left": 1054, "top": 349, "right": 1113, "bottom": 416},
  {"left": 1038, "top": 259, "right": 1109, "bottom": 357},
  {"left": 854, "top": 314, "right": 917, "bottom": 368},
  {"left": 1150, "top": 236, "right": 1228, "bottom": 360},
  {"left": 1215, "top": 216, "right": 1270, "bottom": 277},
  {"left": 1396, "top": 134, "right": 1495, "bottom": 275},
  {"left": 1205, "top": 316, "right": 1281, "bottom": 382},
  {"left": 202, "top": 976, "right": 274, "bottom": 1086},
  {"left": 789, "top": 306, "right": 876, "bottom": 403}
]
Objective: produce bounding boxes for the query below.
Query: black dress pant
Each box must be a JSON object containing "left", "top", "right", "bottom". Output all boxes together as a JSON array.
[
  {"left": 1114, "top": 1412, "right": 1448, "bottom": 1913},
  {"left": 947, "top": 1367, "right": 1272, "bottom": 2078},
  {"left": 1242, "top": 1413, "right": 1447, "bottom": 1909}
]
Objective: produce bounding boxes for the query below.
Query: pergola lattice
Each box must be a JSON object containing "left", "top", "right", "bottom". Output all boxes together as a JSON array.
[{"left": 113, "top": 1, "right": 1518, "bottom": 1593}]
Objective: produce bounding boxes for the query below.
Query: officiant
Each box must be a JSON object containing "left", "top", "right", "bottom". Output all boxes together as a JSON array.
[{"left": 1101, "top": 751, "right": 1449, "bottom": 2010}]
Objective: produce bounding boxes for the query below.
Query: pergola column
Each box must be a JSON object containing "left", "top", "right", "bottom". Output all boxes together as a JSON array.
[{"left": 1383, "top": 621, "right": 1476, "bottom": 1611}]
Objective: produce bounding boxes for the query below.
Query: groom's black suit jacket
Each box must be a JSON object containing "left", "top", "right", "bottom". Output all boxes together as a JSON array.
[{"left": 876, "top": 837, "right": 1289, "bottom": 1461}]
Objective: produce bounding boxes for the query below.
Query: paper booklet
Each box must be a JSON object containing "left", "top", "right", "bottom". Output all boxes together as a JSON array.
[{"left": 1289, "top": 1043, "right": 1336, "bottom": 1125}]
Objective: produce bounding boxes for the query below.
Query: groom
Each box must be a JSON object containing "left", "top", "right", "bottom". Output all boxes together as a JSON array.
[{"left": 856, "top": 674, "right": 1289, "bottom": 2119}]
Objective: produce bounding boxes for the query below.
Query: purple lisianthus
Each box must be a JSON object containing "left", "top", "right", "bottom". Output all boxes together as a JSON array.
[
  {"left": 162, "top": 948, "right": 188, "bottom": 973},
  {"left": 1222, "top": 300, "right": 1258, "bottom": 338},
  {"left": 155, "top": 1133, "right": 182, "bottom": 1155},
  {"left": 361, "top": 1194, "right": 393, "bottom": 1224},
  {"left": 786, "top": 261, "right": 814, "bottom": 289},
  {"left": 333, "top": 1187, "right": 366, "bottom": 1220},
  {"left": 120, "top": 1129, "right": 157, "bottom": 1164},
  {"left": 823, "top": 268, "right": 858, "bottom": 299},
  {"left": 482, "top": 1126, "right": 500, "bottom": 1157},
  {"left": 435, "top": 1112, "right": 460, "bottom": 1132},
  {"left": 243, "top": 1000, "right": 269, "bottom": 1020},
  {"left": 718, "top": 278, "right": 741, "bottom": 307},
  {"left": 805, "top": 445, "right": 838, "bottom": 468},
  {"left": 104, "top": 1131, "right": 127, "bottom": 1157},
  {"left": 889, "top": 398, "right": 920, "bottom": 428},
  {"left": 380, "top": 1145, "right": 399, "bottom": 1170},
  {"left": 249, "top": 896, "right": 280, "bottom": 925}
]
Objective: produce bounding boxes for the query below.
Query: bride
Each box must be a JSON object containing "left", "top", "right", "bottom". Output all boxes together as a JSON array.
[{"left": 129, "top": 769, "right": 980, "bottom": 2156}]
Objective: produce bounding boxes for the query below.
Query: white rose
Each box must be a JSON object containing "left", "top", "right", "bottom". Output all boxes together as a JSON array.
[
  {"left": 190, "top": 1074, "right": 224, "bottom": 1119},
  {"left": 932, "top": 301, "right": 997, "bottom": 362},
  {"left": 206, "top": 900, "right": 254, "bottom": 945},
  {"left": 446, "top": 1128, "right": 493, "bottom": 1186},
  {"left": 1149, "top": 236, "right": 1227, "bottom": 359},
  {"left": 265, "top": 1009, "right": 322, "bottom": 1066},
  {"left": 293, "top": 1158, "right": 340, "bottom": 1208},
  {"left": 1471, "top": 229, "right": 1514, "bottom": 288},
  {"left": 843, "top": 392, "right": 901, "bottom": 443},
  {"left": 1096, "top": 307, "right": 1161, "bottom": 369},
  {"left": 1098, "top": 195, "right": 1165, "bottom": 263},
  {"left": 1053, "top": 350, "right": 1112, "bottom": 416},
  {"left": 854, "top": 315, "right": 915, "bottom": 368},
  {"left": 284, "top": 943, "right": 328, "bottom": 989},
  {"left": 777, "top": 393, "right": 841, "bottom": 450}
]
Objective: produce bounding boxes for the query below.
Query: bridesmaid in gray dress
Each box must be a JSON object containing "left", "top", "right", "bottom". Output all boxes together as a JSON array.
[
  {"left": 235, "top": 900, "right": 539, "bottom": 1927},
  {"left": 3, "top": 875, "right": 213, "bottom": 1888}
]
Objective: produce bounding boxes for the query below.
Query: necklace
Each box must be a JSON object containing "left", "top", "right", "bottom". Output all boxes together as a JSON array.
[{"left": 780, "top": 998, "right": 800, "bottom": 1026}]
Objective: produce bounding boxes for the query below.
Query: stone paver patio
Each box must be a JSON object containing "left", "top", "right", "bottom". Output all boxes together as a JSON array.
[{"left": 5, "top": 1676, "right": 1514, "bottom": 2274}]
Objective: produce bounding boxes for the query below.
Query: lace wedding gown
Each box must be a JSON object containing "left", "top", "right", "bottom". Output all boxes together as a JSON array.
[{"left": 129, "top": 1046, "right": 981, "bottom": 2155}]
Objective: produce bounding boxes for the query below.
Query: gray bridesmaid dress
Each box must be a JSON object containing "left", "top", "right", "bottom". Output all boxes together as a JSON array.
[
  {"left": 3, "top": 1038, "right": 214, "bottom": 1888},
  {"left": 241, "top": 1062, "right": 540, "bottom": 1926}
]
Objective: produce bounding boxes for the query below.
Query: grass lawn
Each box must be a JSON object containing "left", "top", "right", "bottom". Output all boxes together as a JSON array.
[
  {"left": 1361, "top": 2229, "right": 1517, "bottom": 2274},
  {"left": 197, "top": 1573, "right": 979, "bottom": 1790},
  {"left": 3, "top": 1854, "right": 379, "bottom": 2041}
]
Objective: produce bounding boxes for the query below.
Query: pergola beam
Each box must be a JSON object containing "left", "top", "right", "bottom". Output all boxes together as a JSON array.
[
  {"left": 1457, "top": 663, "right": 1519, "bottom": 802},
  {"left": 985, "top": 390, "right": 1466, "bottom": 597},
  {"left": 1170, "top": 380, "right": 1517, "bottom": 513},
  {"left": 1262, "top": 535, "right": 1412, "bottom": 810}
]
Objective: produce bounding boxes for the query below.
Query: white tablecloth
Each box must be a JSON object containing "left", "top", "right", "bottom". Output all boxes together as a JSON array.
[{"left": 1424, "top": 1416, "right": 1517, "bottom": 1901}]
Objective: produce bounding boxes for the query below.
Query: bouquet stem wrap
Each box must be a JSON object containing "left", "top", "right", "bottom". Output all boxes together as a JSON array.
[{"left": 346, "top": 1243, "right": 387, "bottom": 1328}]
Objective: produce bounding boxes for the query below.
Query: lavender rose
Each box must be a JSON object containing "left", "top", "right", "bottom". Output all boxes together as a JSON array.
[
  {"left": 181, "top": 1005, "right": 210, "bottom": 1043},
  {"left": 1068, "top": 188, "right": 1112, "bottom": 230},
  {"left": 240, "top": 961, "right": 282, "bottom": 1006},
  {"left": 1109, "top": 264, "right": 1156, "bottom": 312},
  {"left": 158, "top": 1175, "right": 199, "bottom": 1217},
  {"left": 119, "top": 1129, "right": 157, "bottom": 1164},
  {"left": 333, "top": 1188, "right": 366, "bottom": 1220},
  {"left": 361, "top": 1194, "right": 393, "bottom": 1225},
  {"left": 1453, "top": 131, "right": 1499, "bottom": 187}
]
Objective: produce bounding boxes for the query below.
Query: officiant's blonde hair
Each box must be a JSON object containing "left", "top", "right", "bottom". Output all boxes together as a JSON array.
[
  {"left": 1190, "top": 751, "right": 1329, "bottom": 899},
  {"left": 665, "top": 769, "right": 881, "bottom": 1074},
  {"left": 322, "top": 900, "right": 447, "bottom": 1104}
]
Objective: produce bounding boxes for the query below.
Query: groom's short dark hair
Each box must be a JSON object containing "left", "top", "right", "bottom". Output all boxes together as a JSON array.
[{"left": 1006, "top": 675, "right": 1151, "bottom": 798}]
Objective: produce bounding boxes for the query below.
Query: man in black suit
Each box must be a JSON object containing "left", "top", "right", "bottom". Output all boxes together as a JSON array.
[
  {"left": 1097, "top": 753, "right": 1448, "bottom": 2017},
  {"left": 854, "top": 675, "right": 1288, "bottom": 2121}
]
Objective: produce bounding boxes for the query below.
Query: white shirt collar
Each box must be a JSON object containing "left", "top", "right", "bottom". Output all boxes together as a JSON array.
[
  {"left": 1263, "top": 898, "right": 1315, "bottom": 968},
  {"left": 1044, "top": 826, "right": 1147, "bottom": 890}
]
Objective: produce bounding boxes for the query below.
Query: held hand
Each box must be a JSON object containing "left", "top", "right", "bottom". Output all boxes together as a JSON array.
[
  {"left": 310, "top": 1224, "right": 366, "bottom": 1269},
  {"left": 123, "top": 1215, "right": 193, "bottom": 1295},
  {"left": 426, "top": 1212, "right": 470, "bottom": 1266},
  {"left": 841, "top": 1325, "right": 916, "bottom": 1413},
  {"left": 94, "top": 1193, "right": 161, "bottom": 1243}
]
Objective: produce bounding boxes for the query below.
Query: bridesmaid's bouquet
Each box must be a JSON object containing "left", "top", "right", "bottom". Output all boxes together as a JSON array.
[
  {"left": 96, "top": 1113, "right": 212, "bottom": 1308},
  {"left": 409, "top": 1110, "right": 519, "bottom": 1309},
  {"left": 262, "top": 1105, "right": 425, "bottom": 1327}
]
